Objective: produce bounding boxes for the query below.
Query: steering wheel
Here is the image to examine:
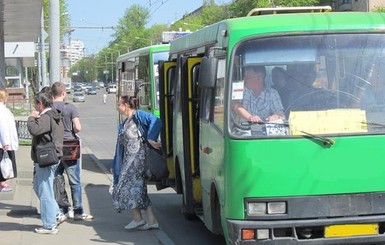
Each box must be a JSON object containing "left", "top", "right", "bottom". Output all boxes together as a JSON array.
[
  {"left": 285, "top": 89, "right": 359, "bottom": 115},
  {"left": 230, "top": 110, "right": 252, "bottom": 136}
]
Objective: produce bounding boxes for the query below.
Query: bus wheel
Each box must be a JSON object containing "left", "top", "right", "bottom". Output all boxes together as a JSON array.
[
  {"left": 212, "top": 190, "right": 223, "bottom": 235},
  {"left": 175, "top": 162, "right": 197, "bottom": 220},
  {"left": 182, "top": 197, "right": 197, "bottom": 220},
  {"left": 175, "top": 162, "right": 183, "bottom": 194}
]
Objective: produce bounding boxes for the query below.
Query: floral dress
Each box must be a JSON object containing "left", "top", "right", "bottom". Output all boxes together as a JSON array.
[{"left": 112, "top": 116, "right": 151, "bottom": 212}]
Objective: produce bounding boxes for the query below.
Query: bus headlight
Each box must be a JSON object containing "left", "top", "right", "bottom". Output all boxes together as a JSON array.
[
  {"left": 247, "top": 202, "right": 287, "bottom": 216},
  {"left": 247, "top": 202, "right": 266, "bottom": 215},
  {"left": 268, "top": 202, "right": 286, "bottom": 214}
]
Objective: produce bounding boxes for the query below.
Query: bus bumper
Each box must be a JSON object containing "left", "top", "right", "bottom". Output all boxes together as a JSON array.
[{"left": 227, "top": 215, "right": 385, "bottom": 244}]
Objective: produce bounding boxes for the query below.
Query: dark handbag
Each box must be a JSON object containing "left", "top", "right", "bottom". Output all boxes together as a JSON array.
[
  {"left": 62, "top": 138, "right": 80, "bottom": 161},
  {"left": 35, "top": 118, "right": 59, "bottom": 167},
  {"left": 36, "top": 141, "right": 59, "bottom": 167},
  {"left": 61, "top": 106, "right": 81, "bottom": 161},
  {"left": 145, "top": 145, "right": 169, "bottom": 181},
  {"left": 53, "top": 175, "right": 71, "bottom": 208}
]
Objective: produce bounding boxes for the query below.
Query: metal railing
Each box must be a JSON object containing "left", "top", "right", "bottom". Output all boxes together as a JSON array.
[{"left": 16, "top": 120, "right": 32, "bottom": 140}]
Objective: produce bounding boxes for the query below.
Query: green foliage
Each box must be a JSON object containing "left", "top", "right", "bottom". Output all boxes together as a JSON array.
[
  {"left": 227, "top": 0, "right": 320, "bottom": 17},
  {"left": 373, "top": 6, "right": 385, "bottom": 13},
  {"left": 73, "top": 0, "right": 336, "bottom": 82},
  {"left": 114, "top": 4, "right": 150, "bottom": 39},
  {"left": 43, "top": 0, "right": 70, "bottom": 39},
  {"left": 69, "top": 57, "right": 97, "bottom": 83}
]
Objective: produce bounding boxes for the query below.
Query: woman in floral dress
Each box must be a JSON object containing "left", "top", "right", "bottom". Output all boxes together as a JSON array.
[{"left": 111, "top": 95, "right": 162, "bottom": 230}]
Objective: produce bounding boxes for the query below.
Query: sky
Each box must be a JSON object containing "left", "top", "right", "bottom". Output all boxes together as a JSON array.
[{"left": 66, "top": 0, "right": 231, "bottom": 55}]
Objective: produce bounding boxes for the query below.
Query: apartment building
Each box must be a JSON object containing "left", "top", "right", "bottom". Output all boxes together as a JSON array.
[{"left": 61, "top": 39, "right": 85, "bottom": 78}]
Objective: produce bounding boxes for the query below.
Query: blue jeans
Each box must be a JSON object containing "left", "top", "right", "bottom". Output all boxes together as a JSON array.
[
  {"left": 33, "top": 163, "right": 60, "bottom": 229},
  {"left": 55, "top": 160, "right": 83, "bottom": 215}
]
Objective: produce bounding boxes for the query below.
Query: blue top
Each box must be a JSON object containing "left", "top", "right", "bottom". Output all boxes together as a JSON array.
[{"left": 111, "top": 110, "right": 162, "bottom": 184}]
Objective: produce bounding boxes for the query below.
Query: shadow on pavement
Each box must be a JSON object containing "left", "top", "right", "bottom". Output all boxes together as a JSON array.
[{"left": 82, "top": 184, "right": 162, "bottom": 244}]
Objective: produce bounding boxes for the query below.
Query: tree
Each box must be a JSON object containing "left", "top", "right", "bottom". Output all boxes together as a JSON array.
[
  {"left": 113, "top": 5, "right": 150, "bottom": 43},
  {"left": 373, "top": 6, "right": 385, "bottom": 13},
  {"left": 228, "top": 0, "right": 321, "bottom": 17},
  {"left": 43, "top": 0, "right": 70, "bottom": 39}
]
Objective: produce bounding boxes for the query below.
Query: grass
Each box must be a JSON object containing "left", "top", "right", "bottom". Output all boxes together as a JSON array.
[{"left": 19, "top": 139, "right": 32, "bottom": 146}]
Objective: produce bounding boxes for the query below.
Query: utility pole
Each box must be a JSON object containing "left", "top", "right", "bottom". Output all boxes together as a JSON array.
[
  {"left": 49, "top": 0, "right": 60, "bottom": 85},
  {"left": 0, "top": 2, "right": 5, "bottom": 89},
  {"left": 39, "top": 7, "right": 47, "bottom": 90},
  {"left": 111, "top": 53, "right": 114, "bottom": 83}
]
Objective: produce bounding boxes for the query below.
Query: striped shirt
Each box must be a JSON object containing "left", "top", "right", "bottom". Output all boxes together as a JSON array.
[{"left": 242, "top": 87, "right": 284, "bottom": 120}]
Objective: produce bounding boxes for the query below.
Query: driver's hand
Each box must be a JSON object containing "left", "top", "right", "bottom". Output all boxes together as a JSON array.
[
  {"left": 249, "top": 115, "right": 263, "bottom": 123},
  {"left": 266, "top": 114, "right": 284, "bottom": 122}
]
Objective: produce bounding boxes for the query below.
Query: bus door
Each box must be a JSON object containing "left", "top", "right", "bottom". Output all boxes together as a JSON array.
[
  {"left": 180, "top": 56, "right": 203, "bottom": 217},
  {"left": 159, "top": 60, "right": 176, "bottom": 181},
  {"left": 198, "top": 57, "right": 225, "bottom": 234}
]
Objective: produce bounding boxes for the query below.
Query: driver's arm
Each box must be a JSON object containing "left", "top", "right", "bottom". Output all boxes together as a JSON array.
[{"left": 233, "top": 102, "right": 263, "bottom": 122}]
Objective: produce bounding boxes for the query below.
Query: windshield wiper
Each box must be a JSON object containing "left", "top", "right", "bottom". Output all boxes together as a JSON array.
[
  {"left": 241, "top": 121, "right": 335, "bottom": 147},
  {"left": 361, "top": 122, "right": 385, "bottom": 128}
]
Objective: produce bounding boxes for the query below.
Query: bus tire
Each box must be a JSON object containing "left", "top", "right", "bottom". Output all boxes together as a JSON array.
[{"left": 211, "top": 187, "right": 223, "bottom": 235}]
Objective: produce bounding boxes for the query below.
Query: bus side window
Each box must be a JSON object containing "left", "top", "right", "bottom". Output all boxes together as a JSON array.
[{"left": 213, "top": 59, "right": 226, "bottom": 131}]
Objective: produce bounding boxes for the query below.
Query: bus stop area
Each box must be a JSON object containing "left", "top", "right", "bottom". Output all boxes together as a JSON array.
[{"left": 0, "top": 145, "right": 173, "bottom": 245}]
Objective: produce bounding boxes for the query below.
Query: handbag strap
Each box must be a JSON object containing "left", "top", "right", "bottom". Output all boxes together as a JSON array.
[
  {"left": 47, "top": 114, "right": 56, "bottom": 147},
  {"left": 131, "top": 113, "right": 146, "bottom": 142}
]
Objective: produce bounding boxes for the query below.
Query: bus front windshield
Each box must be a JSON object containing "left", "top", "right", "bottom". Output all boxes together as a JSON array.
[{"left": 230, "top": 33, "right": 385, "bottom": 138}]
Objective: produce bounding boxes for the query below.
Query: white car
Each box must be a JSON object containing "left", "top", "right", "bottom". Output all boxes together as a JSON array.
[
  {"left": 73, "top": 92, "right": 85, "bottom": 102},
  {"left": 107, "top": 84, "right": 117, "bottom": 94}
]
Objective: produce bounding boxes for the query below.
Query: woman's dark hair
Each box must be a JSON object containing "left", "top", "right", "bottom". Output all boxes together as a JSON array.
[
  {"left": 40, "top": 86, "right": 51, "bottom": 93},
  {"left": 35, "top": 91, "right": 52, "bottom": 108},
  {"left": 121, "top": 95, "right": 139, "bottom": 110}
]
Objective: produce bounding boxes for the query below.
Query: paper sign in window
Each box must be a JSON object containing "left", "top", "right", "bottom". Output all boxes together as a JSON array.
[
  {"left": 289, "top": 109, "right": 367, "bottom": 135},
  {"left": 232, "top": 81, "right": 244, "bottom": 100}
]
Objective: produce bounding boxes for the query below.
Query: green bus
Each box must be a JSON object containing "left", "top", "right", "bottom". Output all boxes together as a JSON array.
[
  {"left": 159, "top": 6, "right": 385, "bottom": 244},
  {"left": 116, "top": 44, "right": 170, "bottom": 118}
]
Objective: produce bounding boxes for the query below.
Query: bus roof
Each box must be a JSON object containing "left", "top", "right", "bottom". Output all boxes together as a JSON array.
[
  {"left": 169, "top": 11, "right": 385, "bottom": 56},
  {"left": 116, "top": 44, "right": 170, "bottom": 63}
]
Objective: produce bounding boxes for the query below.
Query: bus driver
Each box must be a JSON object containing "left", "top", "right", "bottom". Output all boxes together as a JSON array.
[{"left": 234, "top": 66, "right": 285, "bottom": 123}]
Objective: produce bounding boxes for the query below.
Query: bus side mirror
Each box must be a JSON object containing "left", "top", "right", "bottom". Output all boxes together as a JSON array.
[{"left": 198, "top": 57, "right": 218, "bottom": 88}]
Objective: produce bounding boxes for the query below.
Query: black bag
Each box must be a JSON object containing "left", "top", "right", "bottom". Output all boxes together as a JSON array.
[
  {"left": 62, "top": 104, "right": 81, "bottom": 161},
  {"left": 132, "top": 113, "right": 168, "bottom": 181},
  {"left": 36, "top": 141, "right": 59, "bottom": 167},
  {"left": 145, "top": 145, "right": 169, "bottom": 181},
  {"left": 53, "top": 175, "right": 71, "bottom": 208},
  {"left": 62, "top": 138, "right": 81, "bottom": 161},
  {"left": 35, "top": 117, "right": 59, "bottom": 167}
]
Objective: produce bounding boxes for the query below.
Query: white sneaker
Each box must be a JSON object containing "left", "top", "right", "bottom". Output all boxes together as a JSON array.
[
  {"left": 67, "top": 209, "right": 74, "bottom": 219},
  {"left": 124, "top": 220, "right": 146, "bottom": 230},
  {"left": 56, "top": 213, "right": 67, "bottom": 225},
  {"left": 74, "top": 213, "right": 93, "bottom": 221},
  {"left": 35, "top": 226, "right": 59, "bottom": 235},
  {"left": 138, "top": 223, "right": 159, "bottom": 230}
]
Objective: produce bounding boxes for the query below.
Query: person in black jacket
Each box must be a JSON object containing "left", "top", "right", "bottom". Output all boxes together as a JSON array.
[{"left": 27, "top": 91, "right": 64, "bottom": 234}]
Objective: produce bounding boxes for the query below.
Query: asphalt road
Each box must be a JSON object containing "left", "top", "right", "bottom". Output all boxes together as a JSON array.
[{"left": 69, "top": 90, "right": 226, "bottom": 245}]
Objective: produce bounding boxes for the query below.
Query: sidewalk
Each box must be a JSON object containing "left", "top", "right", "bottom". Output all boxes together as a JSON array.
[{"left": 0, "top": 146, "right": 173, "bottom": 245}]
